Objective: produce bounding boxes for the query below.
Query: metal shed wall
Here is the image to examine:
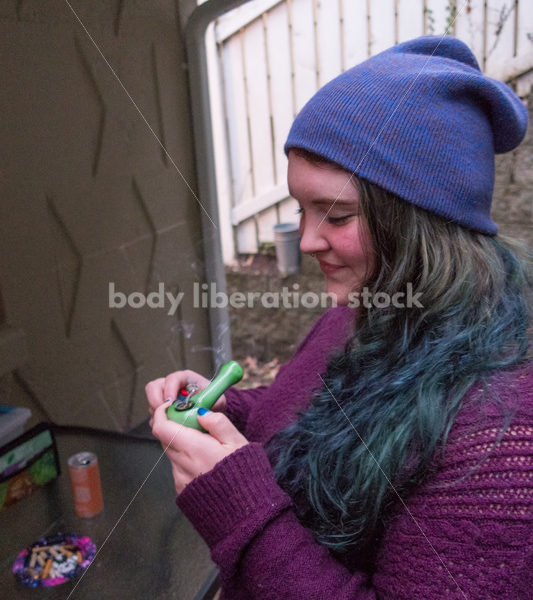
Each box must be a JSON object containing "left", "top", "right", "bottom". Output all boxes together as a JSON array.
[{"left": 0, "top": 0, "right": 213, "bottom": 431}]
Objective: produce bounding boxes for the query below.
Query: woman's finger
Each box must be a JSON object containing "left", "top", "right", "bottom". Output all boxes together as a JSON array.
[
  {"left": 197, "top": 411, "right": 248, "bottom": 446},
  {"left": 162, "top": 372, "right": 186, "bottom": 404},
  {"left": 151, "top": 399, "right": 190, "bottom": 448},
  {"left": 145, "top": 377, "right": 166, "bottom": 413},
  {"left": 163, "top": 370, "right": 208, "bottom": 405}
]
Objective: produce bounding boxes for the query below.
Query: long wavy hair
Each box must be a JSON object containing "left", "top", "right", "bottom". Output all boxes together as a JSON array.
[{"left": 265, "top": 150, "right": 532, "bottom": 562}]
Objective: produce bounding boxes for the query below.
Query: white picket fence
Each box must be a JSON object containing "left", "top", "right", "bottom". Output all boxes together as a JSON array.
[{"left": 205, "top": 0, "right": 533, "bottom": 264}]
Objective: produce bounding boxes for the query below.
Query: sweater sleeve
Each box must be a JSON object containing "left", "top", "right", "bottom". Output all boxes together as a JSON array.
[
  {"left": 223, "top": 386, "right": 269, "bottom": 435},
  {"left": 176, "top": 442, "right": 376, "bottom": 600},
  {"left": 223, "top": 309, "right": 340, "bottom": 434},
  {"left": 177, "top": 369, "right": 533, "bottom": 600}
]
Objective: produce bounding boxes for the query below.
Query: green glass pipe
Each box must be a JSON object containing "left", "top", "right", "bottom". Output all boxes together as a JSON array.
[{"left": 166, "top": 361, "right": 243, "bottom": 431}]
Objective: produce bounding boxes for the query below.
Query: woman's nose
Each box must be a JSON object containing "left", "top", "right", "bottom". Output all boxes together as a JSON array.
[{"left": 299, "top": 213, "right": 329, "bottom": 255}]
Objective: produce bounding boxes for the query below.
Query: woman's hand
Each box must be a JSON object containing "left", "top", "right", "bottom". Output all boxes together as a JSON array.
[
  {"left": 151, "top": 400, "right": 249, "bottom": 494},
  {"left": 145, "top": 370, "right": 227, "bottom": 427}
]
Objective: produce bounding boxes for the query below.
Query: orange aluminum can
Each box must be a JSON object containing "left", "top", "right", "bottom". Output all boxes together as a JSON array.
[{"left": 68, "top": 452, "right": 104, "bottom": 518}]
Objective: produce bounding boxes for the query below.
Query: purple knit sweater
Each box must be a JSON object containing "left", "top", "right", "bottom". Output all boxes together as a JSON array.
[{"left": 177, "top": 307, "right": 533, "bottom": 600}]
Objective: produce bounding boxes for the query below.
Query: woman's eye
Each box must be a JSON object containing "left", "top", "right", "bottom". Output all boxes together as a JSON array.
[
  {"left": 295, "top": 207, "right": 304, "bottom": 215},
  {"left": 327, "top": 214, "right": 352, "bottom": 225}
]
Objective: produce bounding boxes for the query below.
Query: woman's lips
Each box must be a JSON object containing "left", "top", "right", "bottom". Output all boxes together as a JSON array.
[{"left": 317, "top": 260, "right": 344, "bottom": 275}]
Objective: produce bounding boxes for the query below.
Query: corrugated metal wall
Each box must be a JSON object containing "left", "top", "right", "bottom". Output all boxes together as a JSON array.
[{"left": 209, "top": 0, "right": 533, "bottom": 262}]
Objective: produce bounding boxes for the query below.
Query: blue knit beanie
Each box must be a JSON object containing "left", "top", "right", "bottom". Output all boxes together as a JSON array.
[{"left": 284, "top": 35, "right": 528, "bottom": 235}]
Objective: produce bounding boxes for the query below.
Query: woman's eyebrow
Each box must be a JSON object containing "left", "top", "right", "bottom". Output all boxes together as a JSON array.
[{"left": 311, "top": 197, "right": 357, "bottom": 206}]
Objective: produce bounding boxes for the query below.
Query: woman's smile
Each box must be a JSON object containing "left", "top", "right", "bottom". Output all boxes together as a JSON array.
[{"left": 316, "top": 259, "right": 345, "bottom": 275}]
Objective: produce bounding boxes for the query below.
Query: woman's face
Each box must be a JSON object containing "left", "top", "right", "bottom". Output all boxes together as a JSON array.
[{"left": 287, "top": 151, "right": 374, "bottom": 305}]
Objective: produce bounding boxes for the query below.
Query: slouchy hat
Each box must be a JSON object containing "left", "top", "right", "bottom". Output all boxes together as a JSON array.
[{"left": 284, "top": 35, "right": 528, "bottom": 234}]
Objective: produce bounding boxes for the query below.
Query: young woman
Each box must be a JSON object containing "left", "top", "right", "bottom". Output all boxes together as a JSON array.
[{"left": 146, "top": 36, "right": 532, "bottom": 599}]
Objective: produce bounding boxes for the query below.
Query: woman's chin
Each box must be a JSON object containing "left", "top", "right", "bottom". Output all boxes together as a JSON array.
[
  {"left": 325, "top": 279, "right": 366, "bottom": 307},
  {"left": 324, "top": 284, "right": 350, "bottom": 306}
]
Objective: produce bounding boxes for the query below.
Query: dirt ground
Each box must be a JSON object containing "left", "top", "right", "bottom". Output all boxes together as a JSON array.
[{"left": 226, "top": 252, "right": 328, "bottom": 388}]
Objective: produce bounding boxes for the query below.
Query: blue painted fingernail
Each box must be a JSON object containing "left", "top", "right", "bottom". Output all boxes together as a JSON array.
[{"left": 197, "top": 407, "right": 210, "bottom": 416}]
